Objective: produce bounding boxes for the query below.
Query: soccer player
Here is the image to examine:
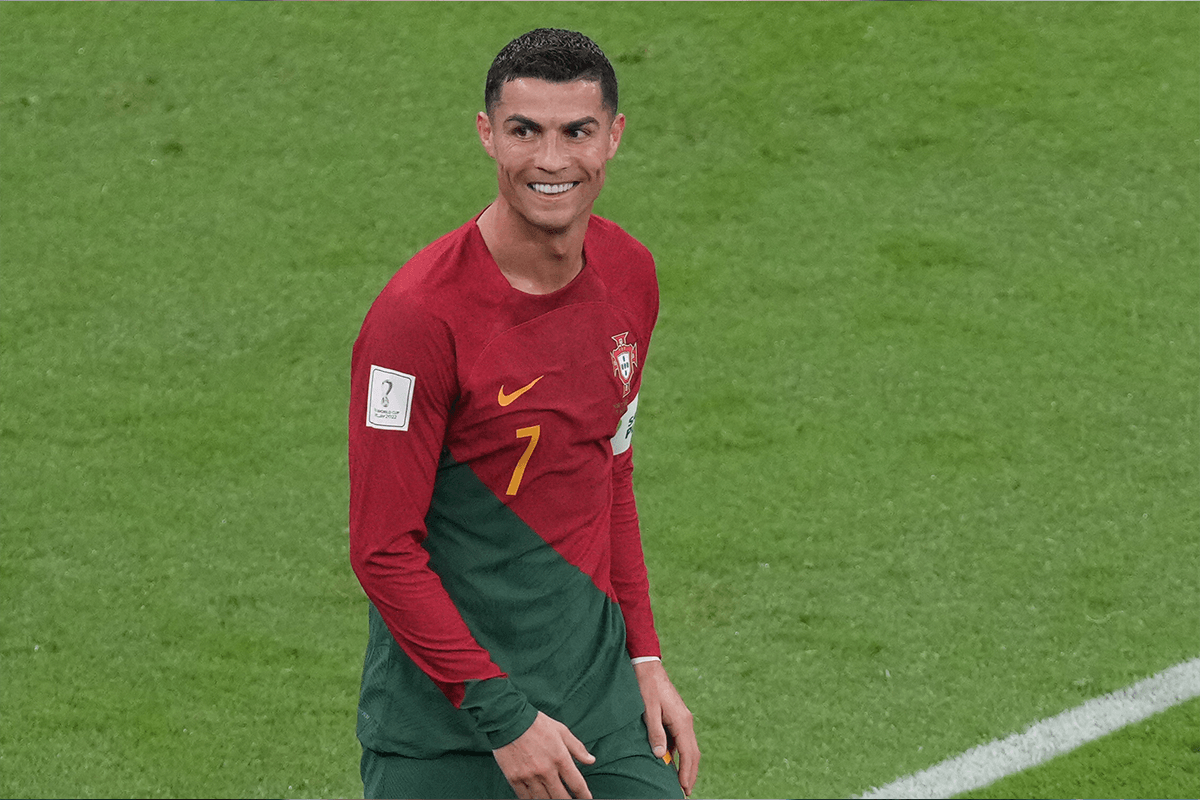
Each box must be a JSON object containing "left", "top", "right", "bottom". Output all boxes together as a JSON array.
[{"left": 348, "top": 28, "right": 699, "bottom": 799}]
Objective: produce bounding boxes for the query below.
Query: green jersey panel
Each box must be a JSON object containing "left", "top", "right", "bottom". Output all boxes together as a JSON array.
[{"left": 357, "top": 449, "right": 643, "bottom": 756}]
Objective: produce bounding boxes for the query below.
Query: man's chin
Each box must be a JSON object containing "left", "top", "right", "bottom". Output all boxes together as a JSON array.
[{"left": 518, "top": 206, "right": 587, "bottom": 236}]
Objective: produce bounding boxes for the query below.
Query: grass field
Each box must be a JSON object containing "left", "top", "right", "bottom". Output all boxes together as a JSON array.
[{"left": 2, "top": 3, "right": 1197, "bottom": 798}]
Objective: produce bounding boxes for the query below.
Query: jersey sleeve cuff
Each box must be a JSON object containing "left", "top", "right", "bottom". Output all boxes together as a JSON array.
[
  {"left": 630, "top": 656, "right": 662, "bottom": 665},
  {"left": 461, "top": 677, "right": 540, "bottom": 750}
]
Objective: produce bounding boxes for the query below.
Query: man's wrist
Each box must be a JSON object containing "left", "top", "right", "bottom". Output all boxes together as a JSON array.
[{"left": 461, "top": 677, "right": 539, "bottom": 750}]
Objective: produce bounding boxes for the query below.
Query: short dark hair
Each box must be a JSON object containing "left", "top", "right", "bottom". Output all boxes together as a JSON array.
[{"left": 485, "top": 28, "right": 618, "bottom": 117}]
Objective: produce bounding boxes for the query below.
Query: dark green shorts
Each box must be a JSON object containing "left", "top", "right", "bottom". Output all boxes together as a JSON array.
[{"left": 361, "top": 715, "right": 684, "bottom": 799}]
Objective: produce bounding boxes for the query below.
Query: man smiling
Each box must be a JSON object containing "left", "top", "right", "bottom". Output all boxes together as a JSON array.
[{"left": 349, "top": 29, "right": 699, "bottom": 799}]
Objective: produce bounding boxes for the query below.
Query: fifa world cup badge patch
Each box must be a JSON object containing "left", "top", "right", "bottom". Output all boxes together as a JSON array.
[
  {"left": 610, "top": 332, "right": 638, "bottom": 397},
  {"left": 367, "top": 365, "right": 415, "bottom": 431}
]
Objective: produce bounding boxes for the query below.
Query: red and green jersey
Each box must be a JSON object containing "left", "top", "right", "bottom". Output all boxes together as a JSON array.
[{"left": 349, "top": 213, "right": 661, "bottom": 756}]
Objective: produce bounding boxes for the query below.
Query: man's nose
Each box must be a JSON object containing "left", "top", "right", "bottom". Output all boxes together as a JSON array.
[{"left": 534, "top": 133, "right": 570, "bottom": 173}]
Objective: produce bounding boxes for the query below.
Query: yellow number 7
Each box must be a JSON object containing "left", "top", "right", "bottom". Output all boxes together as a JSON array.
[{"left": 506, "top": 425, "right": 541, "bottom": 496}]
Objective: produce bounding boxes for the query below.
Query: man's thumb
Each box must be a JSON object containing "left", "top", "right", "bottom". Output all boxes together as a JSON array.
[{"left": 644, "top": 711, "right": 668, "bottom": 758}]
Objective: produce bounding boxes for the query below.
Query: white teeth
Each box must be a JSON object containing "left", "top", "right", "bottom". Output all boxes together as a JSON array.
[{"left": 530, "top": 182, "right": 578, "bottom": 195}]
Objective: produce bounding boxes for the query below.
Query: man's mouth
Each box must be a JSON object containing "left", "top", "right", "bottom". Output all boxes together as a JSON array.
[{"left": 529, "top": 182, "right": 580, "bottom": 196}]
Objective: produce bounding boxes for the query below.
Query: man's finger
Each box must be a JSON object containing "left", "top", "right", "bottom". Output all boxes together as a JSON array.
[
  {"left": 513, "top": 777, "right": 549, "bottom": 800},
  {"left": 643, "top": 702, "right": 669, "bottom": 758},
  {"left": 670, "top": 726, "right": 701, "bottom": 795},
  {"left": 561, "top": 764, "right": 593, "bottom": 800},
  {"left": 563, "top": 730, "right": 596, "bottom": 767},
  {"left": 558, "top": 730, "right": 594, "bottom": 798}
]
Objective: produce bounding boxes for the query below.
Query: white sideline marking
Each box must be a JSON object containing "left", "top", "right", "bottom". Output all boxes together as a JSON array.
[{"left": 858, "top": 657, "right": 1200, "bottom": 799}]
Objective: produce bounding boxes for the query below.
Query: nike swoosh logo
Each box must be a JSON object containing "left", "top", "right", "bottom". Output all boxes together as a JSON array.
[{"left": 497, "top": 375, "right": 543, "bottom": 407}]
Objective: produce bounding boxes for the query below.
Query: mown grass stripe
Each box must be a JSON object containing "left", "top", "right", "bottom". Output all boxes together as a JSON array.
[{"left": 858, "top": 658, "right": 1200, "bottom": 799}]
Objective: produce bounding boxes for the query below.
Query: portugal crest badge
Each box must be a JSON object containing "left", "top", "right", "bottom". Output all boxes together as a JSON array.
[{"left": 610, "top": 332, "right": 638, "bottom": 397}]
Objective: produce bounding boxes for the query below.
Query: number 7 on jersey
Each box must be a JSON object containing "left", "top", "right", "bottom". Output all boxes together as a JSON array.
[{"left": 505, "top": 425, "right": 541, "bottom": 496}]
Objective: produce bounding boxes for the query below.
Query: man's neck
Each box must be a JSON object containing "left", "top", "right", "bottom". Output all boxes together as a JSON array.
[{"left": 476, "top": 202, "right": 588, "bottom": 295}]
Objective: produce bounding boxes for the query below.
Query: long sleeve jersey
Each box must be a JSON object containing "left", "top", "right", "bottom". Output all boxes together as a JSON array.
[{"left": 348, "top": 213, "right": 662, "bottom": 756}]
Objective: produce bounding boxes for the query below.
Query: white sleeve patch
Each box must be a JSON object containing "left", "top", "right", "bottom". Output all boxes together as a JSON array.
[
  {"left": 366, "top": 365, "right": 415, "bottom": 431},
  {"left": 610, "top": 393, "right": 639, "bottom": 455}
]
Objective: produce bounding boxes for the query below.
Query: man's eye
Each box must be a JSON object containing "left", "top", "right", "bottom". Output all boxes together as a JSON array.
[
  {"left": 512, "top": 126, "right": 533, "bottom": 138},
  {"left": 567, "top": 128, "right": 589, "bottom": 139}
]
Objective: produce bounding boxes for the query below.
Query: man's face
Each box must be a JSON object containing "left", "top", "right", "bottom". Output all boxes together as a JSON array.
[{"left": 477, "top": 78, "right": 625, "bottom": 235}]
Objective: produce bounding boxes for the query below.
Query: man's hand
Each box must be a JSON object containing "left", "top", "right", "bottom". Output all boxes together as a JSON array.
[
  {"left": 492, "top": 711, "right": 596, "bottom": 799},
  {"left": 634, "top": 659, "right": 700, "bottom": 796}
]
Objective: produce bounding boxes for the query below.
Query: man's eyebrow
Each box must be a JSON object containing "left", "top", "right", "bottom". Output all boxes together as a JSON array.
[
  {"left": 505, "top": 114, "right": 542, "bottom": 130},
  {"left": 504, "top": 115, "right": 601, "bottom": 130},
  {"left": 564, "top": 117, "right": 600, "bottom": 130}
]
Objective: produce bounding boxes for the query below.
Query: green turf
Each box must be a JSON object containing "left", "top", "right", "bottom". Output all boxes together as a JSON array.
[
  {"left": 2, "top": 3, "right": 1196, "bottom": 799},
  {"left": 958, "top": 698, "right": 1200, "bottom": 800}
]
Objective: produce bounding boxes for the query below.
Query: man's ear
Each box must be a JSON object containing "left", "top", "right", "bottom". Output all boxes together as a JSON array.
[
  {"left": 477, "top": 111, "right": 496, "bottom": 159},
  {"left": 607, "top": 113, "right": 626, "bottom": 159}
]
